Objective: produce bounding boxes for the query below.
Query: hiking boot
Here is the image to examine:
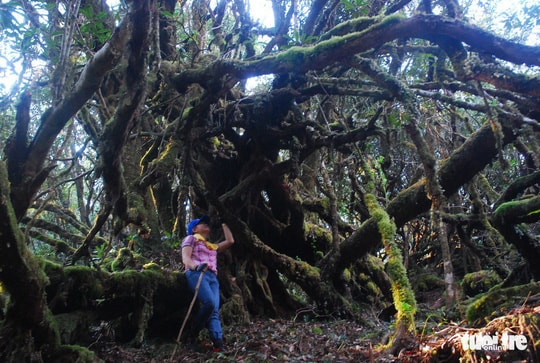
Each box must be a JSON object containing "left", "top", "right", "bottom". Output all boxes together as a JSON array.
[{"left": 212, "top": 338, "right": 223, "bottom": 352}]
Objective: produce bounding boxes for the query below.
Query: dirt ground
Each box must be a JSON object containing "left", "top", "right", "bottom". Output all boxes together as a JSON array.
[
  {"left": 90, "top": 305, "right": 540, "bottom": 362},
  {"left": 92, "top": 318, "right": 388, "bottom": 362}
]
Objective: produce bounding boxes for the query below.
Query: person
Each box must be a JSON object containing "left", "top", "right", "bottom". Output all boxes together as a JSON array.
[{"left": 181, "top": 215, "right": 235, "bottom": 352}]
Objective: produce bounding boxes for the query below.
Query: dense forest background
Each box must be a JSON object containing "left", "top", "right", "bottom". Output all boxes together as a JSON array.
[{"left": 0, "top": 0, "right": 539, "bottom": 361}]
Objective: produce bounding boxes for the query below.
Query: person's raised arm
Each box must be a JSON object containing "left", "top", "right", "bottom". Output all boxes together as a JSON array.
[{"left": 217, "top": 223, "right": 234, "bottom": 251}]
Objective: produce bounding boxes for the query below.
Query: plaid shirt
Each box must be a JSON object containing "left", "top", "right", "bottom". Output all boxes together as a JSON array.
[{"left": 181, "top": 235, "right": 218, "bottom": 274}]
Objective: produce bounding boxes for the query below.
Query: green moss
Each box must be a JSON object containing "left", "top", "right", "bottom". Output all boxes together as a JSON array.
[
  {"left": 461, "top": 270, "right": 501, "bottom": 297},
  {"left": 110, "top": 269, "right": 139, "bottom": 286},
  {"left": 43, "top": 308, "right": 61, "bottom": 344},
  {"left": 139, "top": 268, "right": 163, "bottom": 282},
  {"left": 319, "top": 197, "right": 330, "bottom": 211},
  {"left": 221, "top": 294, "right": 250, "bottom": 326},
  {"left": 182, "top": 106, "right": 193, "bottom": 119},
  {"left": 55, "top": 344, "right": 100, "bottom": 363},
  {"left": 108, "top": 268, "right": 165, "bottom": 295},
  {"left": 64, "top": 265, "right": 92, "bottom": 275},
  {"left": 142, "top": 262, "right": 162, "bottom": 271},
  {"left": 365, "top": 281, "right": 381, "bottom": 296},
  {"left": 53, "top": 311, "right": 96, "bottom": 345},
  {"left": 0, "top": 282, "right": 7, "bottom": 317},
  {"left": 38, "top": 257, "right": 64, "bottom": 278},
  {"left": 63, "top": 266, "right": 104, "bottom": 307},
  {"left": 363, "top": 153, "right": 416, "bottom": 346},
  {"left": 323, "top": 16, "right": 375, "bottom": 37},
  {"left": 111, "top": 247, "right": 137, "bottom": 271},
  {"left": 363, "top": 179, "right": 416, "bottom": 339},
  {"left": 275, "top": 46, "right": 307, "bottom": 65},
  {"left": 342, "top": 268, "right": 352, "bottom": 282},
  {"left": 298, "top": 261, "right": 320, "bottom": 280},
  {"left": 321, "top": 14, "right": 403, "bottom": 50},
  {"left": 465, "top": 281, "right": 540, "bottom": 324},
  {"left": 493, "top": 196, "right": 540, "bottom": 223},
  {"left": 305, "top": 222, "right": 330, "bottom": 241},
  {"left": 356, "top": 256, "right": 386, "bottom": 300},
  {"left": 415, "top": 273, "right": 445, "bottom": 292},
  {"left": 64, "top": 265, "right": 102, "bottom": 295},
  {"left": 365, "top": 253, "right": 385, "bottom": 271},
  {"left": 276, "top": 14, "right": 405, "bottom": 70},
  {"left": 494, "top": 200, "right": 522, "bottom": 215}
]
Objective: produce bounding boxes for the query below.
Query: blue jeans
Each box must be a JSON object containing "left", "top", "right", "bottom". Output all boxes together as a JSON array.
[{"left": 185, "top": 270, "right": 222, "bottom": 343}]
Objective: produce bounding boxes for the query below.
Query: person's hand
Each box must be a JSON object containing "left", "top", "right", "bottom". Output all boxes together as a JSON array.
[{"left": 194, "top": 263, "right": 207, "bottom": 272}]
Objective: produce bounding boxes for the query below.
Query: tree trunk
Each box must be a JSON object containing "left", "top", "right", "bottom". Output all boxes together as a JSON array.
[
  {"left": 322, "top": 115, "right": 522, "bottom": 281},
  {"left": 0, "top": 162, "right": 98, "bottom": 362}
]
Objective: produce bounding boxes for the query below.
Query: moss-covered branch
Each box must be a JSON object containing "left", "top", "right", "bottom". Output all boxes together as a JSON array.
[
  {"left": 321, "top": 111, "right": 522, "bottom": 280},
  {"left": 8, "top": 10, "right": 133, "bottom": 220},
  {"left": 361, "top": 156, "right": 417, "bottom": 353},
  {"left": 494, "top": 170, "right": 540, "bottom": 209},
  {"left": 465, "top": 281, "right": 540, "bottom": 324},
  {"left": 493, "top": 195, "right": 540, "bottom": 225},
  {"left": 168, "top": 14, "right": 540, "bottom": 94},
  {"left": 222, "top": 216, "right": 359, "bottom": 317},
  {"left": 0, "top": 162, "right": 98, "bottom": 361}
]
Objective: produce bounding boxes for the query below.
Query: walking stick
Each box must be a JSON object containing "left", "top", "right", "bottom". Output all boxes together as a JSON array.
[{"left": 169, "top": 270, "right": 205, "bottom": 362}]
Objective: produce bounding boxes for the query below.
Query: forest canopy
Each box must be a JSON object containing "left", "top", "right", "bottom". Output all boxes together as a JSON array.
[{"left": 0, "top": 0, "right": 539, "bottom": 361}]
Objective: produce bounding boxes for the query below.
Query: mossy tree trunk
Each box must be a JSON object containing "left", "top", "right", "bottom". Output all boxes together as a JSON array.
[
  {"left": 0, "top": 162, "right": 98, "bottom": 362},
  {"left": 405, "top": 121, "right": 459, "bottom": 308},
  {"left": 360, "top": 155, "right": 417, "bottom": 354},
  {"left": 1, "top": 0, "right": 540, "bottom": 360}
]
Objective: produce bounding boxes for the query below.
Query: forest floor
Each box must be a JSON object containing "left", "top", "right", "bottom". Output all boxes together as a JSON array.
[
  {"left": 93, "top": 317, "right": 397, "bottom": 362},
  {"left": 91, "top": 303, "right": 540, "bottom": 362}
]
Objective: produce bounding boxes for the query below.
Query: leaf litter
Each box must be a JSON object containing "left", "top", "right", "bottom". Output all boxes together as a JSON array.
[{"left": 91, "top": 301, "right": 540, "bottom": 362}]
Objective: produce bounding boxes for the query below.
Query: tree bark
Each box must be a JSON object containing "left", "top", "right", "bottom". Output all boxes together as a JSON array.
[
  {"left": 321, "top": 114, "right": 521, "bottom": 280},
  {"left": 6, "top": 9, "right": 133, "bottom": 221},
  {"left": 0, "top": 162, "right": 97, "bottom": 362}
]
